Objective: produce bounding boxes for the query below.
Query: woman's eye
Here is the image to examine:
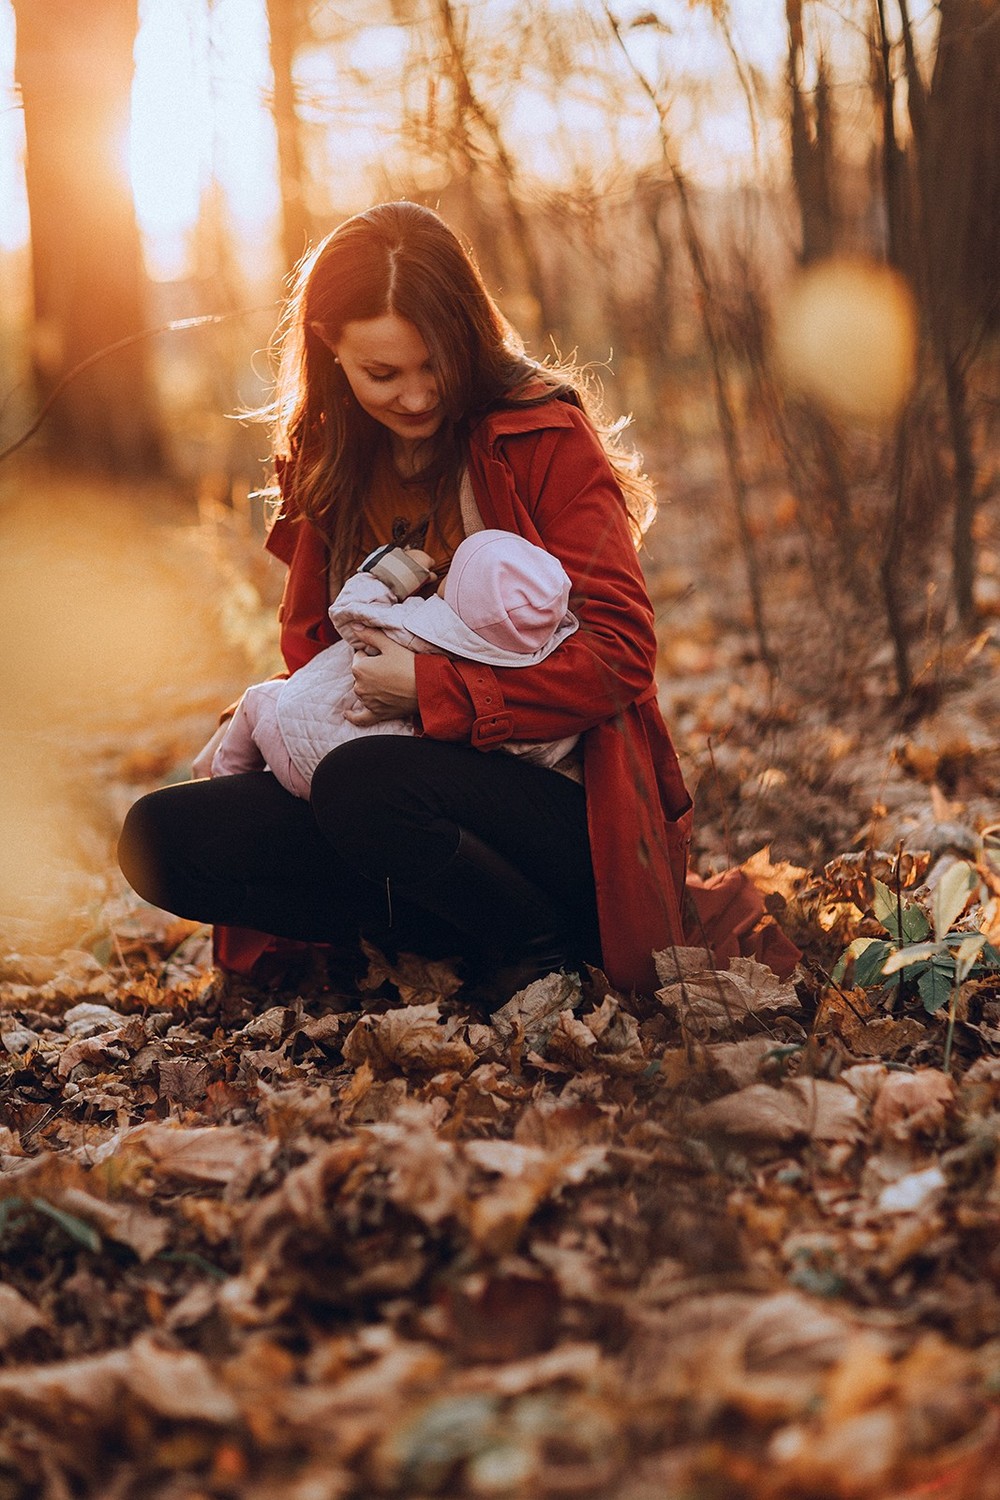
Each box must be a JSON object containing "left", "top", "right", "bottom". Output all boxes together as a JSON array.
[{"left": 366, "top": 370, "right": 395, "bottom": 384}]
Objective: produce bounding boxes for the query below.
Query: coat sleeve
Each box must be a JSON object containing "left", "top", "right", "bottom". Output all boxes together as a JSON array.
[
  {"left": 328, "top": 573, "right": 398, "bottom": 645},
  {"left": 415, "top": 410, "right": 659, "bottom": 746}
]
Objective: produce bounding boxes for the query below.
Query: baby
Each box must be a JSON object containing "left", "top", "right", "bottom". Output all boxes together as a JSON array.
[{"left": 211, "top": 529, "right": 580, "bottom": 799}]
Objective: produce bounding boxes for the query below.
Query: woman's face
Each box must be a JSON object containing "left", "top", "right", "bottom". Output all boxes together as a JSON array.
[{"left": 328, "top": 313, "right": 444, "bottom": 461}]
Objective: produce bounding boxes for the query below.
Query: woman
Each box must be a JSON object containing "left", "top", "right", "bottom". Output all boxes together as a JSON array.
[{"left": 118, "top": 200, "right": 695, "bottom": 1004}]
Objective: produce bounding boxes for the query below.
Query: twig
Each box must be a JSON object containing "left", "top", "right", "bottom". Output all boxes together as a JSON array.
[
  {"left": 0, "top": 307, "right": 279, "bottom": 468},
  {"left": 813, "top": 963, "right": 871, "bottom": 1025}
]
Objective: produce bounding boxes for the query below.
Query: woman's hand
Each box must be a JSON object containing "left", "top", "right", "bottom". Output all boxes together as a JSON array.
[
  {"left": 347, "top": 628, "right": 418, "bottom": 725},
  {"left": 191, "top": 719, "right": 231, "bottom": 779}
]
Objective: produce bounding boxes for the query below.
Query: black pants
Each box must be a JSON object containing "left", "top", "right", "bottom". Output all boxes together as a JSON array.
[{"left": 118, "top": 737, "right": 599, "bottom": 967}]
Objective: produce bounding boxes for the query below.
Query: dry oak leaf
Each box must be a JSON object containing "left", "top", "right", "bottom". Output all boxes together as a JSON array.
[
  {"left": 491, "top": 970, "right": 583, "bottom": 1050},
  {"left": 116, "top": 1122, "right": 279, "bottom": 1185},
  {"left": 653, "top": 947, "right": 715, "bottom": 985},
  {"left": 817, "top": 990, "right": 927, "bottom": 1058},
  {"left": 359, "top": 940, "right": 463, "bottom": 1006},
  {"left": 53, "top": 1184, "right": 169, "bottom": 1261},
  {"left": 464, "top": 1138, "right": 609, "bottom": 1256},
  {"left": 342, "top": 1003, "right": 475, "bottom": 1076},
  {"left": 701, "top": 1036, "right": 779, "bottom": 1089},
  {"left": 243, "top": 1137, "right": 369, "bottom": 1245},
  {"left": 628, "top": 1290, "right": 858, "bottom": 1421},
  {"left": 56, "top": 1026, "right": 134, "bottom": 1078},
  {"left": 871, "top": 1069, "right": 955, "bottom": 1145},
  {"left": 655, "top": 955, "right": 802, "bottom": 1040},
  {"left": 0, "top": 1154, "right": 167, "bottom": 1260},
  {"left": 361, "top": 1105, "right": 470, "bottom": 1227},
  {"left": 543, "top": 998, "right": 647, "bottom": 1076},
  {"left": 0, "top": 1334, "right": 237, "bottom": 1425},
  {"left": 62, "top": 1001, "right": 124, "bottom": 1036},
  {"left": 157, "top": 1056, "right": 211, "bottom": 1105},
  {"left": 0, "top": 1284, "right": 48, "bottom": 1349},
  {"left": 691, "top": 1079, "right": 864, "bottom": 1146}
]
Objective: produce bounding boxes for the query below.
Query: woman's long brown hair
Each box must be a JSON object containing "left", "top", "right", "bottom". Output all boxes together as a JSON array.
[{"left": 260, "top": 202, "right": 657, "bottom": 583}]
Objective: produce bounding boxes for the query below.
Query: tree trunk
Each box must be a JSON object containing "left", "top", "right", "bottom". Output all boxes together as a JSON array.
[
  {"left": 432, "top": 0, "right": 559, "bottom": 345},
  {"left": 266, "top": 0, "right": 312, "bottom": 277},
  {"left": 786, "top": 0, "right": 836, "bottom": 262},
  {"left": 13, "top": 0, "right": 162, "bottom": 473},
  {"left": 919, "top": 0, "right": 1000, "bottom": 622},
  {"left": 872, "top": 0, "right": 908, "bottom": 270}
]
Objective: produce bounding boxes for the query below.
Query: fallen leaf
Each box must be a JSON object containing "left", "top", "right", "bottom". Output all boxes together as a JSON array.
[
  {"left": 656, "top": 956, "right": 803, "bottom": 1040},
  {"left": 490, "top": 970, "right": 583, "bottom": 1049},
  {"left": 359, "top": 942, "right": 463, "bottom": 1006},
  {"left": 125, "top": 1334, "right": 240, "bottom": 1423},
  {"left": 877, "top": 1165, "right": 947, "bottom": 1214},
  {"left": 342, "top": 1004, "right": 475, "bottom": 1075},
  {"left": 691, "top": 1079, "right": 864, "bottom": 1148},
  {"left": 0, "top": 1284, "right": 48, "bottom": 1349},
  {"left": 119, "top": 1123, "right": 279, "bottom": 1185},
  {"left": 871, "top": 1070, "right": 955, "bottom": 1144},
  {"left": 362, "top": 1104, "right": 468, "bottom": 1227}
]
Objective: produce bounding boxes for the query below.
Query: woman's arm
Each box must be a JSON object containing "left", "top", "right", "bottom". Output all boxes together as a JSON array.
[{"left": 415, "top": 411, "right": 658, "bottom": 745}]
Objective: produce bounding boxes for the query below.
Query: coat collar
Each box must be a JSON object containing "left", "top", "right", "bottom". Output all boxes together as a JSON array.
[{"left": 469, "top": 390, "right": 578, "bottom": 447}]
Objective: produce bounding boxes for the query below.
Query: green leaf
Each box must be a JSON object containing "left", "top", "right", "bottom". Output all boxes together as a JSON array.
[
  {"left": 979, "top": 941, "right": 1000, "bottom": 970},
  {"left": 872, "top": 880, "right": 902, "bottom": 940},
  {"left": 918, "top": 958, "right": 955, "bottom": 1015},
  {"left": 90, "top": 936, "right": 114, "bottom": 969},
  {"left": 881, "top": 941, "right": 942, "bottom": 974},
  {"left": 31, "top": 1198, "right": 102, "bottom": 1253},
  {"left": 834, "top": 937, "right": 878, "bottom": 984},
  {"left": 933, "top": 861, "right": 976, "bottom": 943},
  {"left": 872, "top": 879, "right": 929, "bottom": 943},
  {"left": 954, "top": 933, "right": 987, "bottom": 984},
  {"left": 0, "top": 1198, "right": 27, "bottom": 1239},
  {"left": 852, "top": 940, "right": 895, "bottom": 988},
  {"left": 900, "top": 903, "right": 932, "bottom": 944}
]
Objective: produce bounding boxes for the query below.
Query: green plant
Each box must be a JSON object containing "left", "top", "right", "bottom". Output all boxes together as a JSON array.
[{"left": 834, "top": 860, "right": 1000, "bottom": 1071}]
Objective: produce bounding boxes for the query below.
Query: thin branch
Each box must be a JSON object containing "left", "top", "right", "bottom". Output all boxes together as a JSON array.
[
  {"left": 602, "top": 4, "right": 774, "bottom": 668},
  {"left": 0, "top": 308, "right": 279, "bottom": 468}
]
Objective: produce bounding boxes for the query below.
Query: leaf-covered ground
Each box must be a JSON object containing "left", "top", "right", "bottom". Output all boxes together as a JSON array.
[{"left": 3, "top": 460, "right": 1000, "bottom": 1498}]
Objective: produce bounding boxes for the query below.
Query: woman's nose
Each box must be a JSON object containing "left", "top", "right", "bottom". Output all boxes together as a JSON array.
[{"left": 398, "top": 379, "right": 437, "bottom": 412}]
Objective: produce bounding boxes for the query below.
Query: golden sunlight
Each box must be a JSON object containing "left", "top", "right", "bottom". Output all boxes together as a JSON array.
[
  {"left": 130, "top": 0, "right": 277, "bottom": 280},
  {"left": 772, "top": 258, "right": 919, "bottom": 426},
  {"left": 130, "top": 0, "right": 209, "bottom": 273}
]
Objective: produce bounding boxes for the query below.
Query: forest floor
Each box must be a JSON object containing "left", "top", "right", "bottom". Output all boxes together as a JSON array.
[{"left": 2, "top": 449, "right": 1000, "bottom": 1500}]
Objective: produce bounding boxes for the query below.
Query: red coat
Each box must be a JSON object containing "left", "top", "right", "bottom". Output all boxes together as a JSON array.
[
  {"left": 216, "top": 398, "right": 797, "bottom": 988},
  {"left": 224, "top": 397, "right": 687, "bottom": 993}
]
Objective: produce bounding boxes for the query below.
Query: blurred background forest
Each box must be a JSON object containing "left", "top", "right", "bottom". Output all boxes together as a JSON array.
[{"left": 1, "top": 0, "right": 999, "bottom": 946}]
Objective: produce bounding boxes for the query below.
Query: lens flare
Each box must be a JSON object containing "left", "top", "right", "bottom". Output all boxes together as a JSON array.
[{"left": 772, "top": 258, "right": 918, "bottom": 425}]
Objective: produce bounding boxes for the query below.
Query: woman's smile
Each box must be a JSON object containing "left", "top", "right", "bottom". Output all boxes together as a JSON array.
[{"left": 329, "top": 312, "right": 444, "bottom": 458}]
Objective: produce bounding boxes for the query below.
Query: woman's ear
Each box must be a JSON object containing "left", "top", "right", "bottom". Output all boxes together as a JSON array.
[{"left": 309, "top": 321, "right": 337, "bottom": 353}]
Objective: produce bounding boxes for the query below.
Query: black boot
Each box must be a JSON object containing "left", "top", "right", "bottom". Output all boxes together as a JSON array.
[{"left": 392, "top": 828, "right": 575, "bottom": 1011}]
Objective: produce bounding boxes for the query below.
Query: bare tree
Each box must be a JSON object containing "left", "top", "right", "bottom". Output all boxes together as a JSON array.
[
  {"left": 887, "top": 0, "right": 1000, "bottom": 626},
  {"left": 920, "top": 0, "right": 1000, "bottom": 624},
  {"left": 427, "top": 0, "right": 559, "bottom": 343},
  {"left": 13, "top": 0, "right": 162, "bottom": 473},
  {"left": 786, "top": 0, "right": 837, "bottom": 262},
  {"left": 603, "top": 6, "right": 773, "bottom": 667},
  {"left": 266, "top": 0, "right": 312, "bottom": 277}
]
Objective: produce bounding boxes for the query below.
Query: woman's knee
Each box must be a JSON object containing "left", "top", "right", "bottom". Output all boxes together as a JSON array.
[
  {"left": 312, "top": 739, "right": 414, "bottom": 822},
  {"left": 310, "top": 738, "right": 455, "bottom": 879},
  {"left": 117, "top": 788, "right": 175, "bottom": 903}
]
